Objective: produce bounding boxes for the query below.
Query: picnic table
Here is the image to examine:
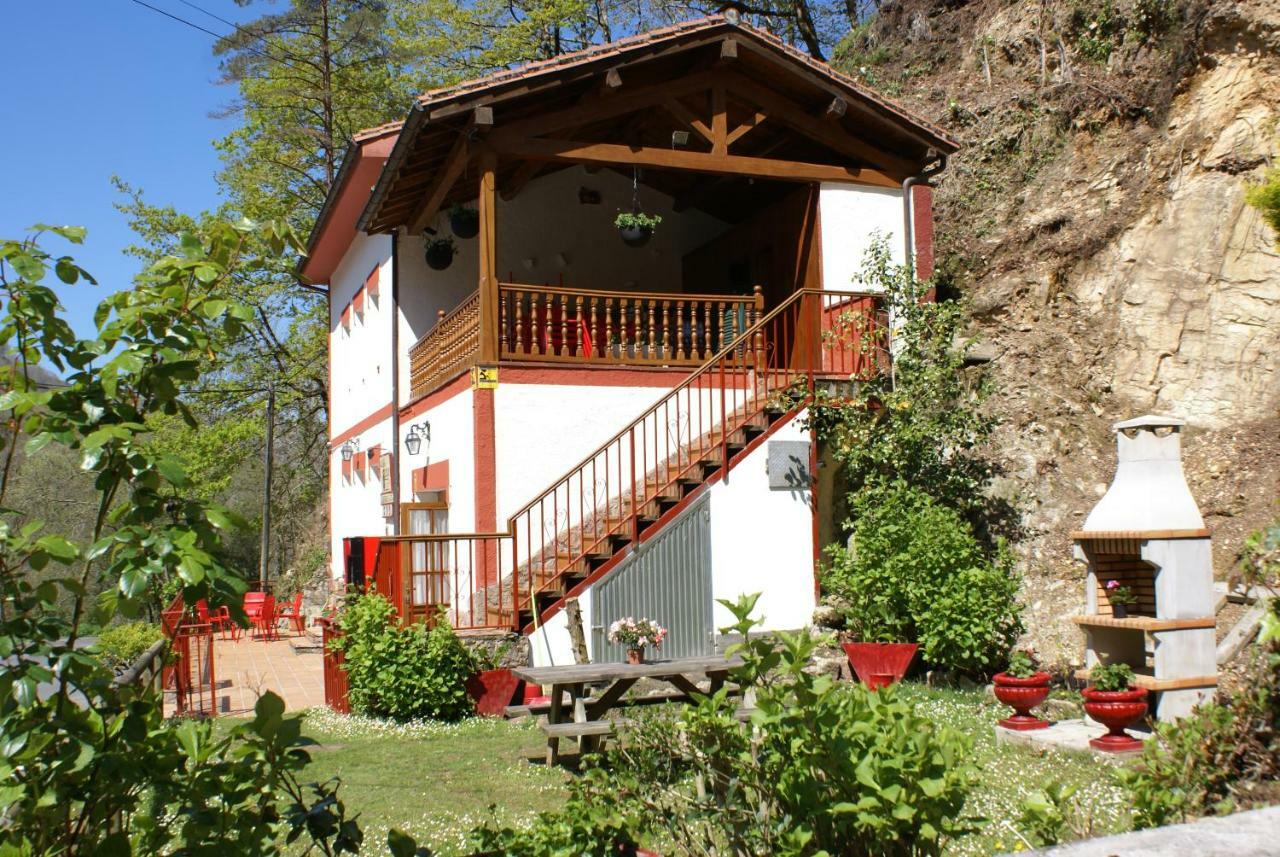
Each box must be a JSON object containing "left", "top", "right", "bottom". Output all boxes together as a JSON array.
[{"left": 513, "top": 654, "right": 746, "bottom": 764}]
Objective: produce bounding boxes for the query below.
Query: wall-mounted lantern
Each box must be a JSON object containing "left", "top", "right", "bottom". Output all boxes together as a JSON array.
[
  {"left": 340, "top": 438, "right": 360, "bottom": 461},
  {"left": 404, "top": 421, "right": 431, "bottom": 456}
]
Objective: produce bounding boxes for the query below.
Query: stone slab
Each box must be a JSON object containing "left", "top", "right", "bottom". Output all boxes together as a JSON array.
[
  {"left": 1010, "top": 805, "right": 1280, "bottom": 856},
  {"left": 994, "top": 719, "right": 1147, "bottom": 759}
]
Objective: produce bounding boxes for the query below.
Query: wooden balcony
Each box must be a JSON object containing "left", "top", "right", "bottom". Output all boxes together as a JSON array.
[{"left": 408, "top": 282, "right": 764, "bottom": 401}]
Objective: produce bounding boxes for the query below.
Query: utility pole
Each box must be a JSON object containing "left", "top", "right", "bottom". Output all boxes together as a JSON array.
[{"left": 259, "top": 380, "right": 276, "bottom": 590}]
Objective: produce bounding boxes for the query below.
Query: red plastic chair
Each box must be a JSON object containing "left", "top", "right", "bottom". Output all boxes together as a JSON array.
[
  {"left": 196, "top": 598, "right": 239, "bottom": 641},
  {"left": 276, "top": 592, "right": 305, "bottom": 635},
  {"left": 252, "top": 594, "right": 278, "bottom": 641}
]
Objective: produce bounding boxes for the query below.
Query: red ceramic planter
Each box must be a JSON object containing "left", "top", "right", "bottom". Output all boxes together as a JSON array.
[
  {"left": 842, "top": 642, "right": 918, "bottom": 689},
  {"left": 466, "top": 668, "right": 522, "bottom": 717},
  {"left": 993, "top": 672, "right": 1052, "bottom": 730},
  {"left": 1082, "top": 686, "right": 1149, "bottom": 752}
]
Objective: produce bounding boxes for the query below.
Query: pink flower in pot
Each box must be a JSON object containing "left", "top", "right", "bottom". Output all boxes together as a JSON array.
[
  {"left": 993, "top": 649, "right": 1052, "bottom": 730},
  {"left": 1082, "top": 662, "right": 1148, "bottom": 752}
]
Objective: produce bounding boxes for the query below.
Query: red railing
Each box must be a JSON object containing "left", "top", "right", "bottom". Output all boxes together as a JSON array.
[
  {"left": 160, "top": 595, "right": 218, "bottom": 717},
  {"left": 317, "top": 617, "right": 350, "bottom": 713},
  {"left": 383, "top": 288, "right": 884, "bottom": 631}
]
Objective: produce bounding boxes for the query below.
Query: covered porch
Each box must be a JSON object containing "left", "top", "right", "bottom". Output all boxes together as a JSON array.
[{"left": 358, "top": 20, "right": 950, "bottom": 402}]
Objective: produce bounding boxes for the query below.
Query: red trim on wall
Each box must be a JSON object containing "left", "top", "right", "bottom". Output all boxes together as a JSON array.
[
  {"left": 330, "top": 403, "right": 393, "bottom": 447},
  {"left": 912, "top": 184, "right": 935, "bottom": 282},
  {"left": 399, "top": 372, "right": 471, "bottom": 420},
  {"left": 473, "top": 389, "right": 497, "bottom": 531},
  {"left": 501, "top": 366, "right": 694, "bottom": 387},
  {"left": 365, "top": 265, "right": 380, "bottom": 299},
  {"left": 352, "top": 286, "right": 365, "bottom": 315},
  {"left": 412, "top": 459, "right": 450, "bottom": 494}
]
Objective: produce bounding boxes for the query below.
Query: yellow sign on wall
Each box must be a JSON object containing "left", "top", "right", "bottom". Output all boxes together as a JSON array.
[{"left": 472, "top": 365, "right": 499, "bottom": 389}]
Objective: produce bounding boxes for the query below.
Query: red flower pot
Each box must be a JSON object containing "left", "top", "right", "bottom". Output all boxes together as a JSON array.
[
  {"left": 466, "top": 668, "right": 522, "bottom": 717},
  {"left": 842, "top": 642, "right": 918, "bottom": 689},
  {"left": 1082, "top": 686, "right": 1149, "bottom": 752},
  {"left": 993, "top": 672, "right": 1052, "bottom": 730}
]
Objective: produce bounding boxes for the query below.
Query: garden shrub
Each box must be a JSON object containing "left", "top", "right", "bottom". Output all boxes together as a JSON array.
[
  {"left": 95, "top": 621, "right": 163, "bottom": 672},
  {"left": 462, "top": 594, "right": 977, "bottom": 856},
  {"left": 334, "top": 592, "right": 475, "bottom": 721},
  {"left": 1118, "top": 599, "right": 1280, "bottom": 828},
  {"left": 824, "top": 481, "right": 1023, "bottom": 675}
]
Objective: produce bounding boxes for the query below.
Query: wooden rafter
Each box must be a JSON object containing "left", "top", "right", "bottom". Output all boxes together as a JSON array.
[
  {"left": 726, "top": 109, "right": 768, "bottom": 146},
  {"left": 721, "top": 78, "right": 914, "bottom": 177},
  {"left": 407, "top": 108, "right": 494, "bottom": 234},
  {"left": 490, "top": 135, "right": 900, "bottom": 188},
  {"left": 500, "top": 158, "right": 548, "bottom": 201},
  {"left": 661, "top": 97, "right": 713, "bottom": 144}
]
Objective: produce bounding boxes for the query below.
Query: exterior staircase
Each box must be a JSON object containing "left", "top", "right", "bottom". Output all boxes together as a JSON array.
[{"left": 374, "top": 288, "right": 883, "bottom": 634}]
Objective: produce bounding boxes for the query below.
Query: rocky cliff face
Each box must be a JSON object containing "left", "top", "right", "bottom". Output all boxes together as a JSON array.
[{"left": 839, "top": 0, "right": 1280, "bottom": 663}]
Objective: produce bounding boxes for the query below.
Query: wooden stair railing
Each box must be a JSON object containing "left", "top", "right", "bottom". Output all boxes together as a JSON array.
[
  {"left": 388, "top": 289, "right": 884, "bottom": 631},
  {"left": 499, "top": 288, "right": 884, "bottom": 630}
]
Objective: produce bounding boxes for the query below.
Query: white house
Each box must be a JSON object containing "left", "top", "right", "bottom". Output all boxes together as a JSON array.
[{"left": 300, "top": 14, "right": 958, "bottom": 666}]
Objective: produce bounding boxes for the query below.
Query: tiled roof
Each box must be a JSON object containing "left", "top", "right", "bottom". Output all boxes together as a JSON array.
[{"left": 392, "top": 15, "right": 957, "bottom": 152}]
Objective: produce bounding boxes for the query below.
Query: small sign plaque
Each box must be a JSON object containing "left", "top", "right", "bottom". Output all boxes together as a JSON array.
[{"left": 472, "top": 365, "right": 499, "bottom": 389}]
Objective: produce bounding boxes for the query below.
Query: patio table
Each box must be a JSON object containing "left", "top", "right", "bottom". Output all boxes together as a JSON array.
[{"left": 513, "top": 654, "right": 745, "bottom": 764}]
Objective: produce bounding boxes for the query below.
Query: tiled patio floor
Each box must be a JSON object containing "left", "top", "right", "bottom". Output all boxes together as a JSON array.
[{"left": 213, "top": 631, "right": 325, "bottom": 715}]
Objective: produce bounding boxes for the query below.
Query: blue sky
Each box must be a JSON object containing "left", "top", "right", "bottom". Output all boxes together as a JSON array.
[{"left": 1, "top": 1, "right": 256, "bottom": 341}]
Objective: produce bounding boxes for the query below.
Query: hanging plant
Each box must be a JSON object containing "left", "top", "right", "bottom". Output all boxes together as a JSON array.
[
  {"left": 615, "top": 211, "right": 662, "bottom": 248},
  {"left": 424, "top": 236, "right": 457, "bottom": 271},
  {"left": 449, "top": 203, "right": 479, "bottom": 240}
]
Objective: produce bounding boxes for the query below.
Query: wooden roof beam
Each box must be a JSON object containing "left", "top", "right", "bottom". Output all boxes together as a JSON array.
[
  {"left": 490, "top": 135, "right": 900, "bottom": 188},
  {"left": 726, "top": 109, "right": 768, "bottom": 146},
  {"left": 718, "top": 37, "right": 738, "bottom": 65},
  {"left": 825, "top": 97, "right": 847, "bottom": 121},
  {"left": 661, "top": 97, "right": 713, "bottom": 144},
  {"left": 723, "top": 78, "right": 915, "bottom": 177}
]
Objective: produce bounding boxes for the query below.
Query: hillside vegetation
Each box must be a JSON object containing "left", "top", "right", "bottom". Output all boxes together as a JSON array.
[{"left": 832, "top": 0, "right": 1280, "bottom": 662}]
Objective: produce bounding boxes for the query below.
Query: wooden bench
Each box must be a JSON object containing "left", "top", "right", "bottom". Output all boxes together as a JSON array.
[{"left": 538, "top": 707, "right": 758, "bottom": 764}]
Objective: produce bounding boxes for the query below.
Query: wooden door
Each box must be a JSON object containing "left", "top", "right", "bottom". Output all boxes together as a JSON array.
[{"left": 401, "top": 501, "right": 449, "bottom": 619}]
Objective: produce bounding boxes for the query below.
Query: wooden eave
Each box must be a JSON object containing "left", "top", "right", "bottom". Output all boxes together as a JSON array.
[{"left": 360, "top": 16, "right": 958, "bottom": 235}]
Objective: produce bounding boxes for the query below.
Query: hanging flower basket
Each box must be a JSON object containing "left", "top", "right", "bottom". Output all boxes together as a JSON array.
[
  {"left": 449, "top": 204, "right": 479, "bottom": 240},
  {"left": 424, "top": 236, "right": 457, "bottom": 271},
  {"left": 615, "top": 212, "right": 661, "bottom": 248}
]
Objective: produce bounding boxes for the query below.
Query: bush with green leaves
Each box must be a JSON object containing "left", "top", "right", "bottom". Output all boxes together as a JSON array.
[
  {"left": 1087, "top": 662, "right": 1134, "bottom": 691},
  {"left": 460, "top": 593, "right": 978, "bottom": 856},
  {"left": 1246, "top": 170, "right": 1280, "bottom": 247},
  {"left": 332, "top": 591, "right": 475, "bottom": 721},
  {"left": 1119, "top": 601, "right": 1280, "bottom": 828},
  {"left": 0, "top": 221, "right": 359, "bottom": 854},
  {"left": 824, "top": 482, "right": 1023, "bottom": 675},
  {"left": 95, "top": 621, "right": 163, "bottom": 672}
]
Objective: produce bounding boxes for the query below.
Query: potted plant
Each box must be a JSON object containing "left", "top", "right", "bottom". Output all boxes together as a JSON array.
[
  {"left": 1105, "top": 580, "right": 1137, "bottom": 618},
  {"left": 993, "top": 649, "right": 1052, "bottom": 730},
  {"left": 465, "top": 641, "right": 521, "bottom": 717},
  {"left": 1081, "top": 662, "right": 1148, "bottom": 752},
  {"left": 614, "top": 211, "right": 662, "bottom": 248},
  {"left": 841, "top": 637, "right": 918, "bottom": 690},
  {"left": 608, "top": 616, "right": 667, "bottom": 664},
  {"left": 449, "top": 203, "right": 479, "bottom": 239},
  {"left": 424, "top": 235, "right": 457, "bottom": 271}
]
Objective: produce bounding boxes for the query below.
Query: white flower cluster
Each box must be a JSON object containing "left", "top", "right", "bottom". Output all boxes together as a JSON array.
[{"left": 606, "top": 616, "right": 668, "bottom": 648}]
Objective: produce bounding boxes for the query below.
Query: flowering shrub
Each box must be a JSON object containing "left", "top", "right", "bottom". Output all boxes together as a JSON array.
[{"left": 607, "top": 617, "right": 667, "bottom": 649}]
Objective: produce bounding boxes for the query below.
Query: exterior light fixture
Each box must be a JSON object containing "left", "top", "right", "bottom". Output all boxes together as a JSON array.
[
  {"left": 340, "top": 438, "right": 360, "bottom": 461},
  {"left": 404, "top": 421, "right": 431, "bottom": 456}
]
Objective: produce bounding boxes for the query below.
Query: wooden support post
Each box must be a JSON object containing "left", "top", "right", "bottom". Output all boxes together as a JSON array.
[
  {"left": 478, "top": 149, "right": 498, "bottom": 362},
  {"left": 564, "top": 596, "right": 590, "bottom": 664},
  {"left": 711, "top": 85, "right": 727, "bottom": 157}
]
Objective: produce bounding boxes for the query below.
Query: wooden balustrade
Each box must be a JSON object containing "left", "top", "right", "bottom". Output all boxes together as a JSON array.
[
  {"left": 408, "top": 293, "right": 481, "bottom": 401},
  {"left": 498, "top": 283, "right": 764, "bottom": 366}
]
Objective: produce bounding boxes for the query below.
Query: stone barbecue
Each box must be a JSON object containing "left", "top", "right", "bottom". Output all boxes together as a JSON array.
[{"left": 1071, "top": 415, "right": 1217, "bottom": 721}]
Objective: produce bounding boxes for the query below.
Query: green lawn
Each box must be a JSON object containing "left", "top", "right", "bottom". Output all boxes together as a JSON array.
[{"left": 279, "top": 683, "right": 1132, "bottom": 855}]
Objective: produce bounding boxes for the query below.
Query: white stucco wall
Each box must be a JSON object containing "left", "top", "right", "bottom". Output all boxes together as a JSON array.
[
  {"left": 492, "top": 379, "right": 689, "bottom": 524},
  {"left": 818, "top": 184, "right": 905, "bottom": 291},
  {"left": 708, "top": 413, "right": 816, "bottom": 632},
  {"left": 328, "top": 232, "right": 395, "bottom": 584},
  {"left": 330, "top": 232, "right": 394, "bottom": 433},
  {"left": 528, "top": 587, "right": 593, "bottom": 669},
  {"left": 398, "top": 387, "right": 476, "bottom": 533}
]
